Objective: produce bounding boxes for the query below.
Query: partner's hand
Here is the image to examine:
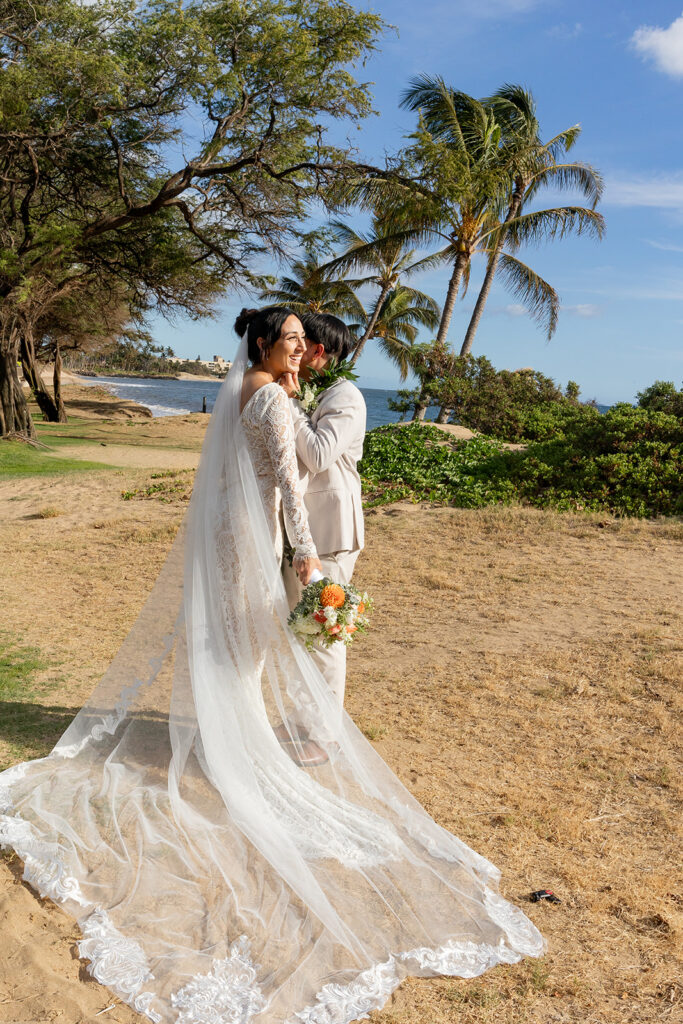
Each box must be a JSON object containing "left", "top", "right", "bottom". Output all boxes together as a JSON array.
[
  {"left": 293, "top": 555, "right": 322, "bottom": 587},
  {"left": 278, "top": 371, "right": 299, "bottom": 397}
]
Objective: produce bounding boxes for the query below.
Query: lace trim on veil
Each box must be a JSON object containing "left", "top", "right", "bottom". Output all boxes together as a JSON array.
[{"left": 0, "top": 801, "right": 543, "bottom": 1024}]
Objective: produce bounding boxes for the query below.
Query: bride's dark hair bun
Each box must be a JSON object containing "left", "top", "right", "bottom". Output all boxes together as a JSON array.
[
  {"left": 234, "top": 307, "right": 259, "bottom": 339},
  {"left": 234, "top": 305, "right": 299, "bottom": 364}
]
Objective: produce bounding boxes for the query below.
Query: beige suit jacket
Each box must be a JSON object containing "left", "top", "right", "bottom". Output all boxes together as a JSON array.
[{"left": 290, "top": 379, "right": 366, "bottom": 556}]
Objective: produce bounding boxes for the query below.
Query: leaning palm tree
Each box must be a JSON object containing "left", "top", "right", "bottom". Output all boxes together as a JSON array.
[
  {"left": 459, "top": 84, "right": 604, "bottom": 356},
  {"left": 350, "top": 285, "right": 441, "bottom": 379},
  {"left": 316, "top": 216, "right": 443, "bottom": 365},
  {"left": 397, "top": 77, "right": 604, "bottom": 351},
  {"left": 259, "top": 250, "right": 365, "bottom": 322}
]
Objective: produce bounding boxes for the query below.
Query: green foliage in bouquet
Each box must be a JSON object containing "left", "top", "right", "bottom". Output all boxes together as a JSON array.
[{"left": 288, "top": 578, "right": 373, "bottom": 651}]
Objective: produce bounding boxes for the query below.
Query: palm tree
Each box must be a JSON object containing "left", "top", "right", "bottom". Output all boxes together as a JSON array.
[
  {"left": 397, "top": 77, "right": 604, "bottom": 352},
  {"left": 350, "top": 285, "right": 441, "bottom": 379},
  {"left": 317, "top": 216, "right": 443, "bottom": 365},
  {"left": 459, "top": 84, "right": 605, "bottom": 356},
  {"left": 259, "top": 250, "right": 365, "bottom": 321}
]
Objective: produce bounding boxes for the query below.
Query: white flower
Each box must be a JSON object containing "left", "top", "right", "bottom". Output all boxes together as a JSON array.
[
  {"left": 293, "top": 619, "right": 322, "bottom": 636},
  {"left": 296, "top": 383, "right": 319, "bottom": 414},
  {"left": 322, "top": 606, "right": 338, "bottom": 625}
]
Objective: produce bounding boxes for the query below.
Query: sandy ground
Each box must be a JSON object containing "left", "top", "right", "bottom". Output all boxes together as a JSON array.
[{"left": 0, "top": 396, "right": 681, "bottom": 1024}]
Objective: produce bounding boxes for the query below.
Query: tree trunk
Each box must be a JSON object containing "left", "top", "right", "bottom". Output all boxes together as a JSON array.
[
  {"left": 435, "top": 252, "right": 467, "bottom": 346},
  {"left": 53, "top": 341, "right": 67, "bottom": 422},
  {"left": 435, "top": 406, "right": 451, "bottom": 424},
  {"left": 460, "top": 192, "right": 523, "bottom": 357},
  {"left": 411, "top": 398, "right": 428, "bottom": 421},
  {"left": 350, "top": 284, "right": 390, "bottom": 366},
  {"left": 0, "top": 341, "right": 35, "bottom": 438},
  {"left": 19, "top": 330, "right": 62, "bottom": 422}
]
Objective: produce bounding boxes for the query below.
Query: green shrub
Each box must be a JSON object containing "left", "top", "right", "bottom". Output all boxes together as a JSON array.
[
  {"left": 636, "top": 380, "right": 683, "bottom": 418},
  {"left": 360, "top": 408, "right": 683, "bottom": 518}
]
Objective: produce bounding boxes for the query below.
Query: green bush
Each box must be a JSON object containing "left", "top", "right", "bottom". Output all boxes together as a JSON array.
[
  {"left": 636, "top": 380, "right": 683, "bottom": 419},
  {"left": 360, "top": 407, "right": 683, "bottom": 518}
]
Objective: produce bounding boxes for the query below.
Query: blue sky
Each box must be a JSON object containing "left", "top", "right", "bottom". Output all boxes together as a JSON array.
[{"left": 153, "top": 0, "right": 683, "bottom": 405}]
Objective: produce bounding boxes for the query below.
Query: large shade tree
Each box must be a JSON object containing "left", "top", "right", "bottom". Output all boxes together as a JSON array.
[{"left": 0, "top": 0, "right": 385, "bottom": 436}]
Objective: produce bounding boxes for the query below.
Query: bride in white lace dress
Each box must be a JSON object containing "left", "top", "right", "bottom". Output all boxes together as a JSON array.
[{"left": 0, "top": 305, "right": 544, "bottom": 1024}]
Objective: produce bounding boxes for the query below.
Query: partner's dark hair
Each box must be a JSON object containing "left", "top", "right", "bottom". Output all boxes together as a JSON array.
[
  {"left": 234, "top": 306, "right": 300, "bottom": 364},
  {"left": 302, "top": 312, "right": 353, "bottom": 363}
]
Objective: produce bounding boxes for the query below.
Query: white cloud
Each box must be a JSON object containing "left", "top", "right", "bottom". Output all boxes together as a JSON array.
[
  {"left": 606, "top": 176, "right": 683, "bottom": 210},
  {"left": 547, "top": 22, "right": 583, "bottom": 40},
  {"left": 503, "top": 304, "right": 527, "bottom": 317},
  {"left": 562, "top": 304, "right": 602, "bottom": 318},
  {"left": 631, "top": 12, "right": 683, "bottom": 77},
  {"left": 647, "top": 239, "right": 683, "bottom": 253}
]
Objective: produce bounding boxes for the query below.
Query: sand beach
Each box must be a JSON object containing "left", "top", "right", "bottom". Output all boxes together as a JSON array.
[{"left": 0, "top": 379, "right": 681, "bottom": 1023}]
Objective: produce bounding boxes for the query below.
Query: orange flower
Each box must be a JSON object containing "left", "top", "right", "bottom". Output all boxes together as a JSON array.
[
  {"left": 320, "top": 584, "right": 345, "bottom": 609},
  {"left": 346, "top": 625, "right": 357, "bottom": 634},
  {"left": 357, "top": 601, "right": 365, "bottom": 614}
]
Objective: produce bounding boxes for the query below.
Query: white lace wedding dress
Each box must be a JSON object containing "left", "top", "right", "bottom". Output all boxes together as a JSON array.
[{"left": 0, "top": 341, "right": 544, "bottom": 1024}]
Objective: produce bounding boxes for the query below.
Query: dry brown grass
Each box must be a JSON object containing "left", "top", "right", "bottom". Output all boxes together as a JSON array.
[{"left": 0, "top": 410, "right": 681, "bottom": 1024}]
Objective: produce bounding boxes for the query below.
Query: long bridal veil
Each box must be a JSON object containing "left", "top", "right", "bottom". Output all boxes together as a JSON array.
[{"left": 0, "top": 337, "right": 543, "bottom": 1024}]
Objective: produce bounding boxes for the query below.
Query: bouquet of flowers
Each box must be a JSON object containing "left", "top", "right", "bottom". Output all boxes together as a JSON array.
[{"left": 288, "top": 577, "right": 373, "bottom": 650}]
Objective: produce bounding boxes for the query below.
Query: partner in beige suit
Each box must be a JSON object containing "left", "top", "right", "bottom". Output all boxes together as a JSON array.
[{"left": 282, "top": 313, "right": 366, "bottom": 738}]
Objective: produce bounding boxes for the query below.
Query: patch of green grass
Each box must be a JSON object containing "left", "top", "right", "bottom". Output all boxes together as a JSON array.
[
  {"left": 0, "top": 633, "right": 73, "bottom": 768},
  {"left": 0, "top": 439, "right": 112, "bottom": 477},
  {"left": 121, "top": 469, "right": 193, "bottom": 502},
  {"left": 0, "top": 634, "right": 47, "bottom": 699}
]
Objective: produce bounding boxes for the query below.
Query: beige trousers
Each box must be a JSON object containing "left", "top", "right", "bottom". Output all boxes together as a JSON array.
[{"left": 283, "top": 549, "right": 360, "bottom": 725}]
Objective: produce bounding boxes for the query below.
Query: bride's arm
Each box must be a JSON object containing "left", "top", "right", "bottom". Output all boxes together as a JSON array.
[{"left": 261, "top": 386, "right": 319, "bottom": 572}]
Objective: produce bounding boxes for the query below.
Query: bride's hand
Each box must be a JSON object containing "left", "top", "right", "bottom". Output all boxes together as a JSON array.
[
  {"left": 293, "top": 555, "right": 322, "bottom": 587},
  {"left": 278, "top": 372, "right": 300, "bottom": 398}
]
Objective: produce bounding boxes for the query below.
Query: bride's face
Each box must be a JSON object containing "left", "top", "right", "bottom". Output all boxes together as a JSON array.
[{"left": 261, "top": 315, "right": 306, "bottom": 377}]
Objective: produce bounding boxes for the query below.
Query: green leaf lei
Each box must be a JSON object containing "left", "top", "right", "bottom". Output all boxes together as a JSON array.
[{"left": 295, "top": 359, "right": 359, "bottom": 414}]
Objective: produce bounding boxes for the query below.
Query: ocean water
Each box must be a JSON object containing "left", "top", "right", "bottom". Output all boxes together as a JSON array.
[
  {"left": 77, "top": 375, "right": 611, "bottom": 427},
  {"left": 77, "top": 375, "right": 408, "bottom": 430}
]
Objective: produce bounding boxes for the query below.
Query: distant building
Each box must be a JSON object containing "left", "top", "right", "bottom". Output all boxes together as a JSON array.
[{"left": 167, "top": 354, "right": 231, "bottom": 375}]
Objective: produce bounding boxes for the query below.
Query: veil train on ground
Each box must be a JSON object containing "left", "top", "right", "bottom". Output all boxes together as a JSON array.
[{"left": 0, "top": 336, "right": 544, "bottom": 1024}]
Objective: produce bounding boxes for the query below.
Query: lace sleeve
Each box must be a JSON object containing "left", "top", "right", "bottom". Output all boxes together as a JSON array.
[{"left": 261, "top": 386, "right": 317, "bottom": 558}]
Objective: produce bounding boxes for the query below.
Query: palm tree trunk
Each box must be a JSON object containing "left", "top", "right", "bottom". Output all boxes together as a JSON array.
[
  {"left": 435, "top": 252, "right": 467, "bottom": 346},
  {"left": 350, "top": 284, "right": 390, "bottom": 366},
  {"left": 460, "top": 193, "right": 523, "bottom": 357}
]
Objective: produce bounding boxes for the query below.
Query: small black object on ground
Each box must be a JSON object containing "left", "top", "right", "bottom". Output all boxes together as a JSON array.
[{"left": 530, "top": 889, "right": 562, "bottom": 904}]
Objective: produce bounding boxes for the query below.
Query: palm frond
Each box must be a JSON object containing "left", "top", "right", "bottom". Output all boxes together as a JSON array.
[
  {"left": 542, "top": 125, "right": 581, "bottom": 159},
  {"left": 376, "top": 335, "right": 416, "bottom": 380},
  {"left": 496, "top": 252, "right": 560, "bottom": 339},
  {"left": 504, "top": 205, "right": 606, "bottom": 247},
  {"left": 401, "top": 75, "right": 468, "bottom": 153},
  {"left": 526, "top": 162, "right": 604, "bottom": 207}
]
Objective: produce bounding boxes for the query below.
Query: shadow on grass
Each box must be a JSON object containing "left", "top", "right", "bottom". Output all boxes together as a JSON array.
[
  {"left": 0, "top": 439, "right": 113, "bottom": 476},
  {"left": 0, "top": 700, "right": 80, "bottom": 767}
]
